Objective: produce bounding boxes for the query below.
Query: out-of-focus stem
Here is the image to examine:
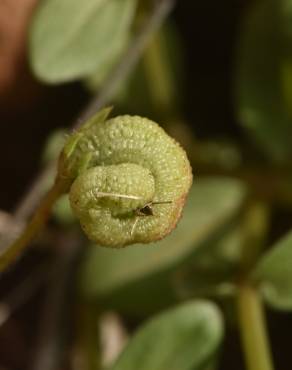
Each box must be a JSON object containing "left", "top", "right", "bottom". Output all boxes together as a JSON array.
[
  {"left": 237, "top": 283, "right": 274, "bottom": 370},
  {"left": 72, "top": 303, "right": 101, "bottom": 370},
  {"left": 143, "top": 30, "right": 176, "bottom": 115},
  {"left": 0, "top": 178, "right": 69, "bottom": 271}
]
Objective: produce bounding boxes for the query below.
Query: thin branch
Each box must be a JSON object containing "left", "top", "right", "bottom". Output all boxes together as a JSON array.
[
  {"left": 0, "top": 263, "right": 49, "bottom": 327},
  {"left": 237, "top": 283, "right": 274, "bottom": 370},
  {"left": 14, "top": 162, "right": 56, "bottom": 221},
  {"left": 0, "top": 178, "right": 69, "bottom": 271},
  {"left": 14, "top": 0, "right": 175, "bottom": 221},
  {"left": 32, "top": 234, "right": 81, "bottom": 370}
]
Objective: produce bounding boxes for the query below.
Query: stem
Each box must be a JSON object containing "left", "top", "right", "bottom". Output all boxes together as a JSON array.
[
  {"left": 236, "top": 202, "right": 274, "bottom": 370},
  {"left": 237, "top": 283, "right": 274, "bottom": 370},
  {"left": 143, "top": 29, "right": 176, "bottom": 115},
  {"left": 0, "top": 179, "right": 69, "bottom": 271},
  {"left": 75, "top": 0, "right": 175, "bottom": 126},
  {"left": 0, "top": 263, "right": 49, "bottom": 327},
  {"left": 32, "top": 232, "right": 81, "bottom": 370},
  {"left": 72, "top": 303, "right": 101, "bottom": 370},
  {"left": 240, "top": 202, "right": 269, "bottom": 273},
  {"left": 142, "top": 26, "right": 195, "bottom": 148}
]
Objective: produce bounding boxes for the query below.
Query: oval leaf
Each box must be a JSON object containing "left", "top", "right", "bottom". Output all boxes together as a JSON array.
[
  {"left": 79, "top": 177, "right": 246, "bottom": 312},
  {"left": 110, "top": 300, "right": 223, "bottom": 370},
  {"left": 29, "top": 0, "right": 136, "bottom": 83},
  {"left": 252, "top": 230, "right": 292, "bottom": 310}
]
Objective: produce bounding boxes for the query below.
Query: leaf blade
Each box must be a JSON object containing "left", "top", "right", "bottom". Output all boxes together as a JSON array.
[
  {"left": 252, "top": 230, "right": 292, "bottom": 310},
  {"left": 29, "top": 0, "right": 136, "bottom": 83},
  {"left": 110, "top": 300, "right": 223, "bottom": 370},
  {"left": 78, "top": 177, "right": 247, "bottom": 313}
]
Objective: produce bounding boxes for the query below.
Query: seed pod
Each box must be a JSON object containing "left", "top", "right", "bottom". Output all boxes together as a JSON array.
[{"left": 60, "top": 109, "right": 192, "bottom": 247}]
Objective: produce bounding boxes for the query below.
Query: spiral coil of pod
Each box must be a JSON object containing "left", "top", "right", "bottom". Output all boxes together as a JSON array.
[{"left": 61, "top": 110, "right": 192, "bottom": 247}]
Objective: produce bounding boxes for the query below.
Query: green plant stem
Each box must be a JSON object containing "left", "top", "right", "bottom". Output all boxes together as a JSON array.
[
  {"left": 143, "top": 30, "right": 176, "bottom": 115},
  {"left": 0, "top": 179, "right": 70, "bottom": 271},
  {"left": 142, "top": 27, "right": 195, "bottom": 149},
  {"left": 240, "top": 202, "right": 269, "bottom": 273},
  {"left": 237, "top": 283, "right": 274, "bottom": 370}
]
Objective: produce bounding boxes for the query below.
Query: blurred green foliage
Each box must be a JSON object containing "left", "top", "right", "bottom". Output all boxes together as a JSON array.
[
  {"left": 29, "top": 0, "right": 136, "bottom": 83},
  {"left": 29, "top": 0, "right": 292, "bottom": 368},
  {"left": 235, "top": 0, "right": 292, "bottom": 162},
  {"left": 78, "top": 178, "right": 246, "bottom": 315},
  {"left": 253, "top": 230, "right": 292, "bottom": 310},
  {"left": 109, "top": 301, "right": 223, "bottom": 370}
]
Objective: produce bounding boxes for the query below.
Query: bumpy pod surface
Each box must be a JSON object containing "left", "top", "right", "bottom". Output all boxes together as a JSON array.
[{"left": 66, "top": 112, "right": 192, "bottom": 247}]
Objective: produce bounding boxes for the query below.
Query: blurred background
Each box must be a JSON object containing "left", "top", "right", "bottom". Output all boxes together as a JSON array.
[
  {"left": 1, "top": 0, "right": 244, "bottom": 206},
  {"left": 0, "top": 0, "right": 292, "bottom": 369}
]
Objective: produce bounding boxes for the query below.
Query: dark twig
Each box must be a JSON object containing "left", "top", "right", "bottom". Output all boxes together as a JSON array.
[
  {"left": 14, "top": 162, "right": 56, "bottom": 221},
  {"left": 73, "top": 0, "right": 175, "bottom": 128},
  {"left": 0, "top": 263, "right": 49, "bottom": 327},
  {"left": 32, "top": 234, "right": 81, "bottom": 370},
  {"left": 14, "top": 0, "right": 175, "bottom": 221}
]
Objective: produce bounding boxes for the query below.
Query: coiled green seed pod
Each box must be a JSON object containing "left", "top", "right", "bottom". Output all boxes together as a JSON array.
[{"left": 60, "top": 109, "right": 192, "bottom": 247}]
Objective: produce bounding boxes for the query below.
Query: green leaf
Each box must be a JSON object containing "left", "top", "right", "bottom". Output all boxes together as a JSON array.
[
  {"left": 29, "top": 0, "right": 136, "bottom": 83},
  {"left": 42, "top": 129, "right": 67, "bottom": 164},
  {"left": 252, "top": 229, "right": 292, "bottom": 310},
  {"left": 78, "top": 177, "right": 246, "bottom": 314},
  {"left": 175, "top": 226, "right": 243, "bottom": 299},
  {"left": 234, "top": 0, "right": 292, "bottom": 162},
  {"left": 53, "top": 194, "right": 75, "bottom": 225},
  {"left": 110, "top": 300, "right": 223, "bottom": 370}
]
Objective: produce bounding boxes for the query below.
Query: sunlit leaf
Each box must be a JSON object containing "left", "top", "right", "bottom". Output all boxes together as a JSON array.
[
  {"left": 79, "top": 177, "right": 246, "bottom": 313},
  {"left": 234, "top": 0, "right": 292, "bottom": 162},
  {"left": 252, "top": 229, "right": 292, "bottom": 310},
  {"left": 109, "top": 301, "right": 223, "bottom": 370},
  {"left": 29, "top": 0, "right": 136, "bottom": 83}
]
